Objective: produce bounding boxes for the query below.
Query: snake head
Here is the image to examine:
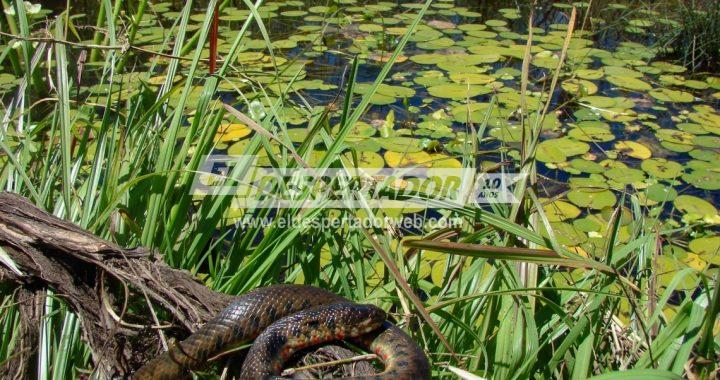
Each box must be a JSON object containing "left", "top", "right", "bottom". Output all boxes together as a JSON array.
[{"left": 331, "top": 303, "right": 387, "bottom": 337}]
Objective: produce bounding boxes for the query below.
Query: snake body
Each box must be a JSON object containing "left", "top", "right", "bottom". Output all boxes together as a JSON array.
[{"left": 134, "top": 284, "right": 430, "bottom": 379}]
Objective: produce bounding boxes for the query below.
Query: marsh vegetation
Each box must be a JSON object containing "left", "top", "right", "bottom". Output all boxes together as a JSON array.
[{"left": 0, "top": 0, "right": 718, "bottom": 378}]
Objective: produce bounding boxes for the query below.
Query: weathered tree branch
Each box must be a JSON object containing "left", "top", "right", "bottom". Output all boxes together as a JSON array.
[
  {"left": 0, "top": 192, "right": 374, "bottom": 379},
  {"left": 0, "top": 192, "right": 233, "bottom": 378}
]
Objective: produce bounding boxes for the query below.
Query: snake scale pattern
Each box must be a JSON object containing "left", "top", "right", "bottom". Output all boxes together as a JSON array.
[{"left": 133, "top": 284, "right": 430, "bottom": 379}]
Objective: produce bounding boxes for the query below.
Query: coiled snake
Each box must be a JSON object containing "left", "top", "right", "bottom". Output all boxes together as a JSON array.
[{"left": 134, "top": 284, "right": 430, "bottom": 379}]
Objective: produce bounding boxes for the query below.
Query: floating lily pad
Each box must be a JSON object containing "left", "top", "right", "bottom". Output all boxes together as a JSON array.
[
  {"left": 579, "top": 95, "right": 635, "bottom": 109},
  {"left": 614, "top": 141, "right": 652, "bottom": 159},
  {"left": 568, "top": 188, "right": 617, "bottom": 209},
  {"left": 489, "top": 124, "right": 523, "bottom": 143},
  {"left": 384, "top": 151, "right": 433, "bottom": 168},
  {"left": 332, "top": 121, "right": 376, "bottom": 139},
  {"left": 354, "top": 83, "right": 415, "bottom": 105},
  {"left": 417, "top": 37, "right": 456, "bottom": 50},
  {"left": 568, "top": 121, "right": 615, "bottom": 142},
  {"left": 542, "top": 222, "right": 588, "bottom": 246},
  {"left": 562, "top": 78, "right": 598, "bottom": 95},
  {"left": 378, "top": 137, "right": 424, "bottom": 153},
  {"left": 604, "top": 66, "right": 644, "bottom": 78},
  {"left": 683, "top": 168, "right": 720, "bottom": 190},
  {"left": 544, "top": 200, "right": 582, "bottom": 222},
  {"left": 693, "top": 135, "right": 720, "bottom": 148},
  {"left": 649, "top": 88, "right": 694, "bottom": 103},
  {"left": 342, "top": 151, "right": 385, "bottom": 174},
  {"left": 646, "top": 183, "right": 678, "bottom": 202},
  {"left": 536, "top": 138, "right": 590, "bottom": 163},
  {"left": 651, "top": 61, "right": 687, "bottom": 73},
  {"left": 689, "top": 237, "right": 720, "bottom": 265},
  {"left": 449, "top": 73, "right": 495, "bottom": 85},
  {"left": 570, "top": 158, "right": 605, "bottom": 174},
  {"left": 426, "top": 83, "right": 491, "bottom": 99},
  {"left": 575, "top": 68, "right": 604, "bottom": 80},
  {"left": 606, "top": 75, "right": 652, "bottom": 91},
  {"left": 604, "top": 167, "right": 646, "bottom": 185},
  {"left": 641, "top": 158, "right": 683, "bottom": 179},
  {"left": 215, "top": 123, "right": 252, "bottom": 143},
  {"left": 674, "top": 195, "right": 718, "bottom": 219}
]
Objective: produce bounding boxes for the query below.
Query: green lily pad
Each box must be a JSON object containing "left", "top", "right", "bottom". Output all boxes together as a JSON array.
[
  {"left": 677, "top": 123, "right": 708, "bottom": 135},
  {"left": 449, "top": 73, "right": 495, "bottom": 85},
  {"left": 604, "top": 66, "right": 644, "bottom": 78},
  {"left": 646, "top": 183, "right": 678, "bottom": 202},
  {"left": 542, "top": 222, "right": 588, "bottom": 246},
  {"left": 604, "top": 167, "right": 646, "bottom": 185},
  {"left": 410, "top": 53, "right": 450, "bottom": 65},
  {"left": 674, "top": 195, "right": 718, "bottom": 219},
  {"left": 562, "top": 78, "right": 598, "bottom": 95},
  {"left": 568, "top": 121, "right": 615, "bottom": 142},
  {"left": 568, "top": 188, "right": 617, "bottom": 209},
  {"left": 579, "top": 95, "right": 635, "bottom": 109},
  {"left": 683, "top": 169, "right": 720, "bottom": 190},
  {"left": 378, "top": 137, "right": 424, "bottom": 153},
  {"left": 332, "top": 121, "right": 376, "bottom": 139},
  {"left": 536, "top": 138, "right": 590, "bottom": 163},
  {"left": 641, "top": 158, "right": 683, "bottom": 179},
  {"left": 606, "top": 75, "right": 652, "bottom": 91},
  {"left": 651, "top": 61, "right": 687, "bottom": 73},
  {"left": 649, "top": 88, "right": 694, "bottom": 103},
  {"left": 689, "top": 237, "right": 720, "bottom": 264},
  {"left": 384, "top": 151, "right": 433, "bottom": 168},
  {"left": 544, "top": 200, "right": 582, "bottom": 222},
  {"left": 342, "top": 152, "right": 385, "bottom": 174},
  {"left": 657, "top": 129, "right": 695, "bottom": 146},
  {"left": 693, "top": 135, "right": 720, "bottom": 148},
  {"left": 489, "top": 124, "right": 523, "bottom": 143},
  {"left": 575, "top": 68, "right": 604, "bottom": 80},
  {"left": 570, "top": 158, "right": 605, "bottom": 174},
  {"left": 417, "top": 37, "right": 456, "bottom": 50},
  {"left": 614, "top": 141, "right": 652, "bottom": 159},
  {"left": 426, "top": 83, "right": 491, "bottom": 99},
  {"left": 354, "top": 83, "right": 415, "bottom": 105}
]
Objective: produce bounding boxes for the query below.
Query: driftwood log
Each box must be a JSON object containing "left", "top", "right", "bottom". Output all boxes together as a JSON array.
[
  {"left": 0, "top": 191, "right": 234, "bottom": 378},
  {"left": 0, "top": 192, "right": 374, "bottom": 378}
]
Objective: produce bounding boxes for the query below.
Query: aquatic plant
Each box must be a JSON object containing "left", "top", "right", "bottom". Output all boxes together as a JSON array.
[
  {"left": 0, "top": 0, "right": 718, "bottom": 379},
  {"left": 658, "top": 0, "right": 720, "bottom": 71}
]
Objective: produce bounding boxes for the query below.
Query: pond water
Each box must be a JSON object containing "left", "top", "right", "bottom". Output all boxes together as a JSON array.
[{"left": 6, "top": 0, "right": 720, "bottom": 271}]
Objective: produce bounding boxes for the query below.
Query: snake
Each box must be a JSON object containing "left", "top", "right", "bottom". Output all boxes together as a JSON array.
[{"left": 133, "top": 284, "right": 430, "bottom": 379}]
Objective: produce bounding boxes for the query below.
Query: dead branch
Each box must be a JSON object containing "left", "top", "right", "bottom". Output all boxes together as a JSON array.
[{"left": 0, "top": 191, "right": 233, "bottom": 378}]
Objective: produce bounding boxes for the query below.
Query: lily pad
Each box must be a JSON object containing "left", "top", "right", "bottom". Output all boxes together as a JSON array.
[
  {"left": 568, "top": 188, "right": 617, "bottom": 209},
  {"left": 689, "top": 237, "right": 720, "bottom": 265},
  {"left": 683, "top": 168, "right": 720, "bottom": 190},
  {"left": 568, "top": 121, "right": 615, "bottom": 142},
  {"left": 604, "top": 167, "right": 646, "bottom": 185},
  {"left": 562, "top": 78, "right": 598, "bottom": 95},
  {"left": 646, "top": 183, "right": 678, "bottom": 202},
  {"left": 606, "top": 75, "right": 652, "bottom": 91},
  {"left": 674, "top": 195, "right": 718, "bottom": 219},
  {"left": 536, "top": 138, "right": 590, "bottom": 163},
  {"left": 542, "top": 222, "right": 588, "bottom": 246},
  {"left": 544, "top": 200, "right": 582, "bottom": 222},
  {"left": 649, "top": 88, "right": 694, "bottom": 103},
  {"left": 384, "top": 151, "right": 433, "bottom": 168},
  {"left": 641, "top": 158, "right": 683, "bottom": 179},
  {"left": 426, "top": 83, "right": 491, "bottom": 99},
  {"left": 342, "top": 152, "right": 385, "bottom": 174},
  {"left": 214, "top": 123, "right": 252, "bottom": 143},
  {"left": 570, "top": 158, "right": 605, "bottom": 174},
  {"left": 378, "top": 137, "right": 424, "bottom": 153},
  {"left": 614, "top": 141, "right": 652, "bottom": 159}
]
